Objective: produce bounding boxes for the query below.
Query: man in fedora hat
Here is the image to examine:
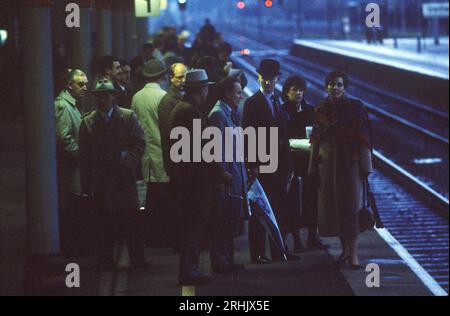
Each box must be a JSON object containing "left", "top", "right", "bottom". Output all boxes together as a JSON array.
[
  {"left": 169, "top": 69, "right": 230, "bottom": 285},
  {"left": 131, "top": 59, "right": 170, "bottom": 246},
  {"left": 242, "top": 59, "right": 299, "bottom": 264},
  {"left": 79, "top": 79, "right": 147, "bottom": 269}
]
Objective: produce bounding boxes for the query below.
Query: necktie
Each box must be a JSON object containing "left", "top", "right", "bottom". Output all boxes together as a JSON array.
[
  {"left": 231, "top": 110, "right": 239, "bottom": 127},
  {"left": 271, "top": 95, "right": 281, "bottom": 121}
]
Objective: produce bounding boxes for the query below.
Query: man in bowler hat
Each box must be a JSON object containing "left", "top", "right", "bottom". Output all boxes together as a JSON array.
[{"left": 242, "top": 59, "right": 299, "bottom": 264}]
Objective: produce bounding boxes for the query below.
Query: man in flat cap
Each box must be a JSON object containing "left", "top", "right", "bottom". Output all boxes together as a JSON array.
[
  {"left": 242, "top": 59, "right": 298, "bottom": 264},
  {"left": 79, "top": 79, "right": 147, "bottom": 269}
]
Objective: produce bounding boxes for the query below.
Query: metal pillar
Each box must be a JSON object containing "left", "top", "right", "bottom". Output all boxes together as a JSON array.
[
  {"left": 96, "top": 0, "right": 113, "bottom": 57},
  {"left": 137, "top": 18, "right": 150, "bottom": 46},
  {"left": 327, "top": 0, "right": 333, "bottom": 39},
  {"left": 416, "top": 0, "right": 423, "bottom": 53},
  {"left": 112, "top": 0, "right": 125, "bottom": 58},
  {"left": 71, "top": 0, "right": 93, "bottom": 78},
  {"left": 20, "top": 1, "right": 64, "bottom": 295},
  {"left": 124, "top": 0, "right": 138, "bottom": 60}
]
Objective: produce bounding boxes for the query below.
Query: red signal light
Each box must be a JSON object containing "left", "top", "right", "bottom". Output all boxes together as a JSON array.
[
  {"left": 237, "top": 1, "right": 246, "bottom": 9},
  {"left": 264, "top": 0, "right": 273, "bottom": 8},
  {"left": 240, "top": 48, "right": 251, "bottom": 55}
]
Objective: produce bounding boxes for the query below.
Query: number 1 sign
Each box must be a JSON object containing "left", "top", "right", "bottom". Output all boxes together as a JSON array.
[{"left": 135, "top": 0, "right": 161, "bottom": 17}]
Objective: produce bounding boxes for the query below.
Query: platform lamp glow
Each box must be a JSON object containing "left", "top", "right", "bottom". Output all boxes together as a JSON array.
[
  {"left": 0, "top": 29, "right": 7, "bottom": 46},
  {"left": 177, "top": 0, "right": 187, "bottom": 11}
]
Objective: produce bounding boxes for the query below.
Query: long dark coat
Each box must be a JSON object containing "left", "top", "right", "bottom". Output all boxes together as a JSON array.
[
  {"left": 79, "top": 106, "right": 145, "bottom": 212},
  {"left": 168, "top": 97, "right": 220, "bottom": 224},
  {"left": 242, "top": 90, "right": 293, "bottom": 236},
  {"left": 158, "top": 85, "right": 183, "bottom": 177},
  {"left": 309, "top": 96, "right": 373, "bottom": 238}
]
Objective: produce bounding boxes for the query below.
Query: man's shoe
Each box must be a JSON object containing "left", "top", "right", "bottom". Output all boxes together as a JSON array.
[
  {"left": 130, "top": 261, "right": 150, "bottom": 269},
  {"left": 178, "top": 275, "right": 212, "bottom": 286},
  {"left": 213, "top": 264, "right": 246, "bottom": 274},
  {"left": 251, "top": 256, "right": 272, "bottom": 265},
  {"left": 286, "top": 253, "right": 301, "bottom": 261},
  {"left": 307, "top": 238, "right": 329, "bottom": 250},
  {"left": 293, "top": 243, "right": 305, "bottom": 253},
  {"left": 231, "top": 263, "right": 246, "bottom": 271}
]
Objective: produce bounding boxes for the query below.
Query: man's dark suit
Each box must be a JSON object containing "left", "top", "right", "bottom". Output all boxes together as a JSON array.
[
  {"left": 79, "top": 106, "right": 146, "bottom": 265},
  {"left": 114, "top": 82, "right": 133, "bottom": 109},
  {"left": 242, "top": 90, "right": 293, "bottom": 261}
]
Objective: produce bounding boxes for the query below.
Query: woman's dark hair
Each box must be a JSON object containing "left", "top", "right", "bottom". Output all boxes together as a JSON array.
[
  {"left": 325, "top": 70, "right": 349, "bottom": 89},
  {"left": 282, "top": 75, "right": 307, "bottom": 102}
]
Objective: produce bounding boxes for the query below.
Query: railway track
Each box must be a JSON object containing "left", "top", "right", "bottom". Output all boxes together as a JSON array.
[
  {"left": 226, "top": 33, "right": 449, "bottom": 203},
  {"left": 225, "top": 32, "right": 448, "bottom": 295}
]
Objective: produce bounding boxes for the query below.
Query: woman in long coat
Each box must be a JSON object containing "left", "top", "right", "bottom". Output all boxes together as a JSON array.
[
  {"left": 309, "top": 70, "right": 373, "bottom": 269},
  {"left": 282, "top": 75, "right": 327, "bottom": 252}
]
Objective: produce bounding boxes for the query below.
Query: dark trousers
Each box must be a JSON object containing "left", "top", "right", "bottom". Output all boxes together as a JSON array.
[
  {"left": 209, "top": 202, "right": 235, "bottom": 270},
  {"left": 178, "top": 220, "right": 208, "bottom": 279},
  {"left": 58, "top": 191, "right": 77, "bottom": 257},
  {"left": 99, "top": 209, "right": 145, "bottom": 265},
  {"left": 292, "top": 150, "right": 319, "bottom": 235},
  {"left": 145, "top": 182, "right": 175, "bottom": 247}
]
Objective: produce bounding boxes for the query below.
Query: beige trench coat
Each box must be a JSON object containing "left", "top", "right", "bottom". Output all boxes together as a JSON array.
[{"left": 131, "top": 82, "right": 168, "bottom": 183}]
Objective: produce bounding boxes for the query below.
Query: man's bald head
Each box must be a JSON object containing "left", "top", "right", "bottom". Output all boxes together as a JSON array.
[
  {"left": 170, "top": 63, "right": 187, "bottom": 89},
  {"left": 66, "top": 69, "right": 88, "bottom": 99}
]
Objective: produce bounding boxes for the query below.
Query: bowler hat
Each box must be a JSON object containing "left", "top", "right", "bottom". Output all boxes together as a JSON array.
[
  {"left": 91, "top": 79, "right": 117, "bottom": 94},
  {"left": 257, "top": 59, "right": 281, "bottom": 77},
  {"left": 183, "top": 69, "right": 214, "bottom": 88},
  {"left": 142, "top": 58, "right": 167, "bottom": 78}
]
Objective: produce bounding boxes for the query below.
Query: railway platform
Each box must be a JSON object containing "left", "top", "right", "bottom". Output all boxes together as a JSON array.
[
  {"left": 290, "top": 38, "right": 449, "bottom": 109},
  {"left": 0, "top": 116, "right": 445, "bottom": 297}
]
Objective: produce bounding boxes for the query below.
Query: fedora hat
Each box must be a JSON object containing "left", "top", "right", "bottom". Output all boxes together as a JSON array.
[
  {"left": 91, "top": 78, "right": 117, "bottom": 94},
  {"left": 142, "top": 58, "right": 167, "bottom": 78},
  {"left": 183, "top": 69, "right": 214, "bottom": 88},
  {"left": 257, "top": 59, "right": 281, "bottom": 77}
]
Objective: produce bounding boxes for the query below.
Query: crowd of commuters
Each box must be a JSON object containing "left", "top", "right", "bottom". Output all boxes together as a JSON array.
[{"left": 55, "top": 21, "right": 373, "bottom": 286}]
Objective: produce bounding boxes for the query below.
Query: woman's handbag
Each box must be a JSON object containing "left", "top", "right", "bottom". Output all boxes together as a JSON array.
[{"left": 359, "top": 179, "right": 384, "bottom": 232}]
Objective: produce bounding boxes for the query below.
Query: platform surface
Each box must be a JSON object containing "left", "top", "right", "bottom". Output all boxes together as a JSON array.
[{"left": 294, "top": 38, "right": 449, "bottom": 80}]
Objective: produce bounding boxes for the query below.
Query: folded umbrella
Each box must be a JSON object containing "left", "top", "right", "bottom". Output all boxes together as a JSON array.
[{"left": 247, "top": 179, "right": 287, "bottom": 260}]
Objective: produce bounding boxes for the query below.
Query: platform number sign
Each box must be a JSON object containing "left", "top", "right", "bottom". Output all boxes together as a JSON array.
[{"left": 135, "top": 0, "right": 161, "bottom": 17}]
